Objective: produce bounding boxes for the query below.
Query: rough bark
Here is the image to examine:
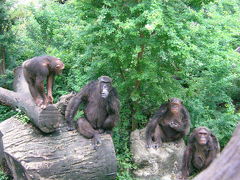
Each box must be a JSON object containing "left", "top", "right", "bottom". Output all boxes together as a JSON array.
[
  {"left": 0, "top": 67, "right": 61, "bottom": 133},
  {"left": 131, "top": 128, "right": 185, "bottom": 180},
  {"left": 0, "top": 117, "right": 117, "bottom": 180},
  {"left": 193, "top": 123, "right": 240, "bottom": 180}
]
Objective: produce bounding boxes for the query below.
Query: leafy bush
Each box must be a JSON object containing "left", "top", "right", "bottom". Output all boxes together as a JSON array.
[
  {"left": 0, "top": 106, "right": 16, "bottom": 122},
  {"left": 0, "top": 170, "right": 9, "bottom": 180}
]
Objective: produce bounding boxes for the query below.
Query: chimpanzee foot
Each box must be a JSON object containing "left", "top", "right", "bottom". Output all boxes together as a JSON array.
[
  {"left": 35, "top": 98, "right": 43, "bottom": 107},
  {"left": 153, "top": 143, "right": 161, "bottom": 149},
  {"left": 67, "top": 125, "right": 75, "bottom": 131},
  {"left": 40, "top": 104, "right": 47, "bottom": 109},
  {"left": 105, "top": 130, "right": 112, "bottom": 135},
  {"left": 146, "top": 143, "right": 152, "bottom": 149},
  {"left": 146, "top": 142, "right": 161, "bottom": 149},
  {"left": 98, "top": 129, "right": 105, "bottom": 134},
  {"left": 177, "top": 175, "right": 188, "bottom": 180},
  {"left": 40, "top": 101, "right": 48, "bottom": 109},
  {"left": 93, "top": 134, "right": 101, "bottom": 150}
]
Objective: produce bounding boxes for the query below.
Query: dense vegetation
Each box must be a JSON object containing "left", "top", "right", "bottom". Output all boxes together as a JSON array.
[{"left": 0, "top": 0, "right": 240, "bottom": 179}]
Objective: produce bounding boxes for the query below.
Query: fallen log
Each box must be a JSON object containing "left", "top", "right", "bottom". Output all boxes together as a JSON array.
[{"left": 0, "top": 117, "right": 117, "bottom": 180}]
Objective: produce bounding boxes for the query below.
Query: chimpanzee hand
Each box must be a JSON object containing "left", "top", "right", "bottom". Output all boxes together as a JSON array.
[
  {"left": 169, "top": 121, "right": 179, "bottom": 128},
  {"left": 48, "top": 95, "right": 53, "bottom": 104}
]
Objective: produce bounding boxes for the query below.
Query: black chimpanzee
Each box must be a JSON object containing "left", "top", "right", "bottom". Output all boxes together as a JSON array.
[
  {"left": 65, "top": 76, "right": 120, "bottom": 148},
  {"left": 180, "top": 127, "right": 220, "bottom": 180},
  {"left": 146, "top": 98, "right": 190, "bottom": 149}
]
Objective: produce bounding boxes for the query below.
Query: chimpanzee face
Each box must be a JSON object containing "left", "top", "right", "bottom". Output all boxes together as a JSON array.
[
  {"left": 100, "top": 82, "right": 112, "bottom": 98},
  {"left": 55, "top": 60, "right": 65, "bottom": 75},
  {"left": 170, "top": 102, "right": 181, "bottom": 114},
  {"left": 197, "top": 129, "right": 209, "bottom": 145},
  {"left": 169, "top": 98, "right": 182, "bottom": 114}
]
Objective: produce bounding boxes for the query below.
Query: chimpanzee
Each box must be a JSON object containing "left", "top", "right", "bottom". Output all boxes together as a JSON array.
[
  {"left": 22, "top": 55, "right": 64, "bottom": 109},
  {"left": 146, "top": 98, "right": 190, "bottom": 149},
  {"left": 180, "top": 127, "right": 220, "bottom": 179},
  {"left": 65, "top": 76, "right": 120, "bottom": 148}
]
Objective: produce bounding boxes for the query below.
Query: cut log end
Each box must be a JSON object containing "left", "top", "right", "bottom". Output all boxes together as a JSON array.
[{"left": 38, "top": 105, "right": 62, "bottom": 133}]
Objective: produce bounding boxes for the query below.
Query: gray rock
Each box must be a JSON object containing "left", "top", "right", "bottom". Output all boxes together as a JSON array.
[
  {"left": 55, "top": 92, "right": 76, "bottom": 116},
  {"left": 130, "top": 128, "right": 186, "bottom": 180}
]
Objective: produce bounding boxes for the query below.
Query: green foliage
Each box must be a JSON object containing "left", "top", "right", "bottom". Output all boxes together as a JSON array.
[
  {"left": 113, "top": 108, "right": 136, "bottom": 179},
  {"left": 0, "top": 170, "right": 9, "bottom": 180},
  {"left": 0, "top": 0, "right": 13, "bottom": 45},
  {"left": 0, "top": 70, "right": 14, "bottom": 89},
  {"left": 74, "top": 110, "right": 84, "bottom": 121},
  {"left": 15, "top": 109, "right": 31, "bottom": 124},
  {"left": 0, "top": 0, "right": 16, "bottom": 72},
  {"left": 0, "top": 106, "right": 16, "bottom": 122}
]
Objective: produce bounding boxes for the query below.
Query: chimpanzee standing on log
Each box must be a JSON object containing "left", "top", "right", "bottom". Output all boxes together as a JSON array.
[
  {"left": 65, "top": 76, "right": 120, "bottom": 148},
  {"left": 22, "top": 56, "right": 64, "bottom": 109},
  {"left": 180, "top": 127, "right": 220, "bottom": 180},
  {"left": 146, "top": 98, "right": 190, "bottom": 149}
]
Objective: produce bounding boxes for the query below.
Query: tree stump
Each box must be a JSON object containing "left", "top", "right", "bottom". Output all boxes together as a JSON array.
[
  {"left": 130, "top": 128, "right": 185, "bottom": 180},
  {"left": 0, "top": 117, "right": 117, "bottom": 180}
]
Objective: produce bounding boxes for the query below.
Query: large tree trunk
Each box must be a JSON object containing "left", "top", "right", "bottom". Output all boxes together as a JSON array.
[
  {"left": 0, "top": 117, "right": 117, "bottom": 180},
  {"left": 193, "top": 123, "right": 240, "bottom": 180},
  {"left": 0, "top": 46, "right": 6, "bottom": 75},
  {"left": 0, "top": 66, "right": 61, "bottom": 133}
]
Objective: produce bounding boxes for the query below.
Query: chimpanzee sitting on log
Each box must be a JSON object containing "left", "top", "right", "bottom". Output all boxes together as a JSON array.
[
  {"left": 65, "top": 76, "right": 120, "bottom": 148},
  {"left": 146, "top": 98, "right": 190, "bottom": 149},
  {"left": 180, "top": 127, "right": 220, "bottom": 180},
  {"left": 22, "top": 55, "right": 64, "bottom": 109}
]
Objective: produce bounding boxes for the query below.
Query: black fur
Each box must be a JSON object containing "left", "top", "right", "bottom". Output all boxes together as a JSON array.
[
  {"left": 65, "top": 77, "right": 120, "bottom": 148},
  {"left": 146, "top": 98, "right": 190, "bottom": 149},
  {"left": 181, "top": 127, "right": 220, "bottom": 179}
]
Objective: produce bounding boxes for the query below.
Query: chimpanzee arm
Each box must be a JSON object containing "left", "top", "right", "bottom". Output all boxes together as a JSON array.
[
  {"left": 146, "top": 104, "right": 167, "bottom": 148},
  {"left": 146, "top": 118, "right": 158, "bottom": 147},
  {"left": 204, "top": 150, "right": 215, "bottom": 168},
  {"left": 35, "top": 76, "right": 47, "bottom": 103},
  {"left": 65, "top": 88, "right": 88, "bottom": 131},
  {"left": 103, "top": 92, "right": 120, "bottom": 130},
  {"left": 181, "top": 145, "right": 193, "bottom": 179},
  {"left": 47, "top": 74, "right": 54, "bottom": 104},
  {"left": 204, "top": 137, "right": 218, "bottom": 167}
]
